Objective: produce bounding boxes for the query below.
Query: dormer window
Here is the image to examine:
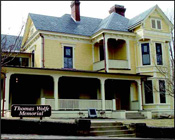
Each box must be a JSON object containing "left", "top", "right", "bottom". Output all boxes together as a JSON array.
[{"left": 151, "top": 19, "right": 162, "bottom": 30}]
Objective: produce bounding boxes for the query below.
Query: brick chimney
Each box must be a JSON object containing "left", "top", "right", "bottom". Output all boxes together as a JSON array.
[
  {"left": 70, "top": 0, "right": 80, "bottom": 21},
  {"left": 109, "top": 4, "right": 126, "bottom": 16}
]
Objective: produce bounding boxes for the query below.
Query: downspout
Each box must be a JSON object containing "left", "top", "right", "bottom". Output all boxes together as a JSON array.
[
  {"left": 2, "top": 73, "right": 6, "bottom": 117},
  {"left": 103, "top": 33, "right": 107, "bottom": 73},
  {"left": 39, "top": 33, "right": 45, "bottom": 68}
]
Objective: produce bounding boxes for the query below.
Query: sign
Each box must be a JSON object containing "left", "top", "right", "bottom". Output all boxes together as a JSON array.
[
  {"left": 11, "top": 104, "right": 51, "bottom": 117},
  {"left": 88, "top": 108, "right": 97, "bottom": 118}
]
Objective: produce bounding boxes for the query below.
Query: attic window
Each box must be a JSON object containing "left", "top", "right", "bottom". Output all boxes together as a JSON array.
[
  {"left": 151, "top": 19, "right": 161, "bottom": 30},
  {"left": 151, "top": 20, "right": 156, "bottom": 28}
]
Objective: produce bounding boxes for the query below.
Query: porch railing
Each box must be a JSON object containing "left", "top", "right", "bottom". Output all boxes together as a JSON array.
[
  {"left": 93, "top": 60, "right": 129, "bottom": 71},
  {"left": 41, "top": 98, "right": 115, "bottom": 110}
]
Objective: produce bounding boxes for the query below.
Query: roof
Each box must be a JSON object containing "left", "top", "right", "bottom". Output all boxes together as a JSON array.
[
  {"left": 1, "top": 34, "right": 22, "bottom": 52},
  {"left": 29, "top": 5, "right": 158, "bottom": 36},
  {"left": 29, "top": 12, "right": 131, "bottom": 36},
  {"left": 94, "top": 12, "right": 129, "bottom": 33},
  {"left": 128, "top": 5, "right": 156, "bottom": 29}
]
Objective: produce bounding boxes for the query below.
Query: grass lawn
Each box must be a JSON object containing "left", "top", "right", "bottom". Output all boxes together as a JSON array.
[{"left": 121, "top": 119, "right": 174, "bottom": 127}]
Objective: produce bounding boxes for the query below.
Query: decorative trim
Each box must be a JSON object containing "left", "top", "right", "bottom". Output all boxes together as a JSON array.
[{"left": 144, "top": 30, "right": 171, "bottom": 37}]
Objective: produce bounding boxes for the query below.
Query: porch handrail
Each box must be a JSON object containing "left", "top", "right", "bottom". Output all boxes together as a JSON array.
[{"left": 44, "top": 98, "right": 114, "bottom": 110}]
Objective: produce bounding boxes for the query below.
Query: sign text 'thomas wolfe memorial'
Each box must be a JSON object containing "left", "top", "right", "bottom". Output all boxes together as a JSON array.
[{"left": 11, "top": 105, "right": 51, "bottom": 117}]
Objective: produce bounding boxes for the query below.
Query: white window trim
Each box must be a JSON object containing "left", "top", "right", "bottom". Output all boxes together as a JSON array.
[
  {"left": 140, "top": 41, "right": 152, "bottom": 66},
  {"left": 154, "top": 42, "right": 164, "bottom": 66},
  {"left": 61, "top": 43, "right": 75, "bottom": 69},
  {"left": 150, "top": 18, "right": 162, "bottom": 30}
]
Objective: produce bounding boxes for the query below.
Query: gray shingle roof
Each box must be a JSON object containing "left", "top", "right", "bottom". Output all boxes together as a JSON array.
[
  {"left": 29, "top": 12, "right": 130, "bottom": 36},
  {"left": 29, "top": 5, "right": 156, "bottom": 36},
  {"left": 128, "top": 5, "right": 156, "bottom": 29},
  {"left": 1, "top": 34, "right": 22, "bottom": 51},
  {"left": 30, "top": 13, "right": 102, "bottom": 36},
  {"left": 94, "top": 12, "right": 129, "bottom": 33}
]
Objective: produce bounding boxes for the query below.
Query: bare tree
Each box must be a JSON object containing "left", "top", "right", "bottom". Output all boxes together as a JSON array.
[
  {"left": 1, "top": 25, "right": 24, "bottom": 117},
  {"left": 1, "top": 25, "right": 24, "bottom": 67},
  {"left": 145, "top": 9, "right": 174, "bottom": 99}
]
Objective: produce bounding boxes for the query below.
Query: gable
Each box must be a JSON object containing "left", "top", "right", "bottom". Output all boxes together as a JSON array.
[
  {"left": 21, "top": 15, "right": 37, "bottom": 47},
  {"left": 144, "top": 9, "right": 171, "bottom": 33}
]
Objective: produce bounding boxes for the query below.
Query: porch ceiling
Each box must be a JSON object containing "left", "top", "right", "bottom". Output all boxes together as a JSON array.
[{"left": 2, "top": 66, "right": 152, "bottom": 80}]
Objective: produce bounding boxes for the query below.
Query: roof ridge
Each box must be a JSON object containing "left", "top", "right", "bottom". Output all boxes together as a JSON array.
[
  {"left": 130, "top": 5, "right": 156, "bottom": 20},
  {"left": 104, "top": 12, "right": 115, "bottom": 29},
  {"left": 29, "top": 13, "right": 60, "bottom": 18}
]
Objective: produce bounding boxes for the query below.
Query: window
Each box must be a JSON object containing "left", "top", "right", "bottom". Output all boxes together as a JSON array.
[
  {"left": 151, "top": 19, "right": 161, "bottom": 29},
  {"left": 64, "top": 46, "right": 73, "bottom": 68},
  {"left": 151, "top": 20, "right": 156, "bottom": 28},
  {"left": 159, "top": 80, "right": 166, "bottom": 103},
  {"left": 32, "top": 50, "right": 35, "bottom": 67},
  {"left": 4, "top": 57, "right": 29, "bottom": 67},
  {"left": 99, "top": 45, "right": 104, "bottom": 61},
  {"left": 156, "top": 43, "right": 163, "bottom": 65},
  {"left": 141, "top": 43, "right": 150, "bottom": 65},
  {"left": 144, "top": 81, "right": 153, "bottom": 104},
  {"left": 157, "top": 20, "right": 161, "bottom": 29}
]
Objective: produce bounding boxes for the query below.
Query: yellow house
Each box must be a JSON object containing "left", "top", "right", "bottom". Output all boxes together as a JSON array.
[{"left": 1, "top": 1, "right": 174, "bottom": 119}]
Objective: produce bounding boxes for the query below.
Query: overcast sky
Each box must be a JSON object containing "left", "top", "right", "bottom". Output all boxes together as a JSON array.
[{"left": 1, "top": 1, "right": 174, "bottom": 36}]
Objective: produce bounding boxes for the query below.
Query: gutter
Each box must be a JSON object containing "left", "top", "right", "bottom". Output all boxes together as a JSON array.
[
  {"left": 39, "top": 33, "right": 45, "bottom": 68},
  {"left": 102, "top": 33, "right": 107, "bottom": 73}
]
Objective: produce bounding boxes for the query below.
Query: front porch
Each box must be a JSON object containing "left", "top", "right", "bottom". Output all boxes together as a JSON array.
[{"left": 1, "top": 67, "right": 147, "bottom": 118}]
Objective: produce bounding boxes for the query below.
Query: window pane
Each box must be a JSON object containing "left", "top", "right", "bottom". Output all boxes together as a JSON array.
[
  {"left": 22, "top": 58, "right": 29, "bottom": 67},
  {"left": 152, "top": 20, "right": 156, "bottom": 28},
  {"left": 159, "top": 80, "right": 166, "bottom": 103},
  {"left": 64, "top": 58, "right": 73, "bottom": 68},
  {"left": 156, "top": 43, "right": 163, "bottom": 65},
  {"left": 144, "top": 81, "right": 153, "bottom": 104},
  {"left": 157, "top": 20, "right": 161, "bottom": 29},
  {"left": 66, "top": 49, "right": 71, "bottom": 56},
  {"left": 142, "top": 43, "right": 150, "bottom": 65},
  {"left": 143, "top": 45, "right": 148, "bottom": 53},
  {"left": 143, "top": 54, "right": 150, "bottom": 65},
  {"left": 157, "top": 54, "right": 162, "bottom": 65},
  {"left": 64, "top": 47, "right": 72, "bottom": 57}
]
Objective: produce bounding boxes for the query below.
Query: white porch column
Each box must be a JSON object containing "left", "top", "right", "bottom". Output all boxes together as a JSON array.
[
  {"left": 4, "top": 73, "right": 12, "bottom": 110},
  {"left": 53, "top": 76, "right": 60, "bottom": 110},
  {"left": 112, "top": 99, "right": 116, "bottom": 110},
  {"left": 100, "top": 78, "right": 106, "bottom": 110},
  {"left": 137, "top": 80, "right": 143, "bottom": 110}
]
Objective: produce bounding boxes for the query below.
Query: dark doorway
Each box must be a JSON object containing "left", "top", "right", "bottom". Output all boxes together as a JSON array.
[{"left": 105, "top": 80, "right": 131, "bottom": 110}]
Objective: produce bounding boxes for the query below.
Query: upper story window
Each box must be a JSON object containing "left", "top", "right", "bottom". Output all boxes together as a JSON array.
[
  {"left": 144, "top": 80, "right": 153, "bottom": 104},
  {"left": 4, "top": 57, "right": 29, "bottom": 67},
  {"left": 159, "top": 80, "right": 166, "bottom": 103},
  {"left": 151, "top": 19, "right": 162, "bottom": 30},
  {"left": 64, "top": 46, "right": 73, "bottom": 69},
  {"left": 156, "top": 43, "right": 163, "bottom": 65},
  {"left": 141, "top": 43, "right": 150, "bottom": 65}
]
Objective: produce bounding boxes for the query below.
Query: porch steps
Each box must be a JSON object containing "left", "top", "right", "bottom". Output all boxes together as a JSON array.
[
  {"left": 89, "top": 121, "right": 136, "bottom": 138},
  {"left": 126, "top": 112, "right": 146, "bottom": 119}
]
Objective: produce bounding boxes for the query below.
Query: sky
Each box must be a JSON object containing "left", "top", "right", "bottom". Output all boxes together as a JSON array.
[{"left": 1, "top": 1, "right": 174, "bottom": 36}]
